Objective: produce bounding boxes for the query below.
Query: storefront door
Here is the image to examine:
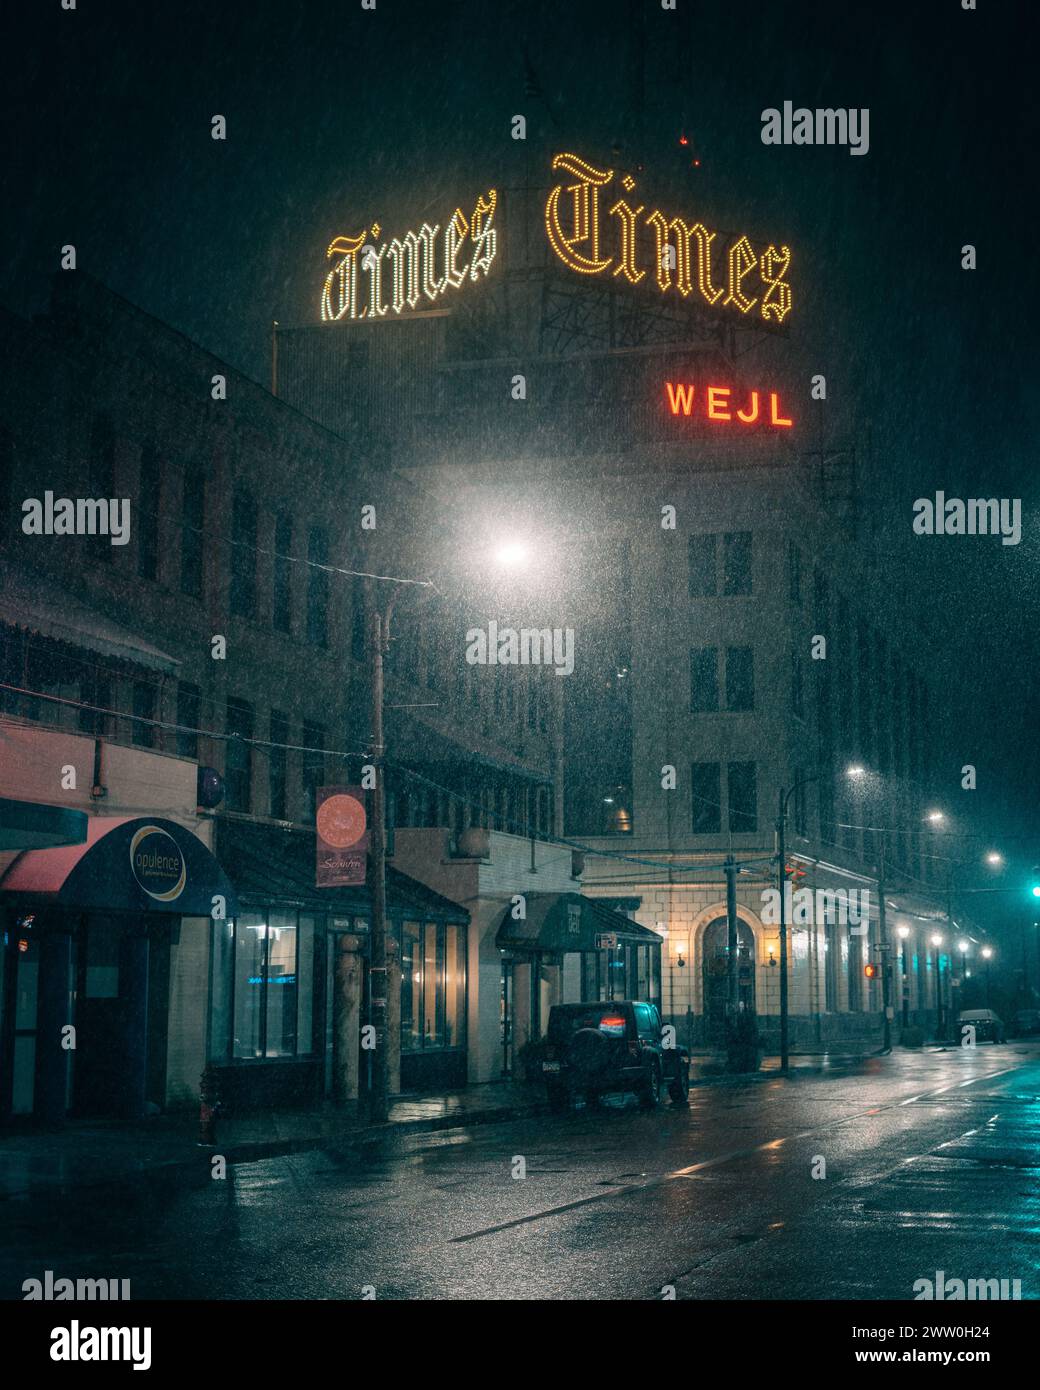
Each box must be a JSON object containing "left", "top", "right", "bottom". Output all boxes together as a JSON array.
[
  {"left": 72, "top": 918, "right": 150, "bottom": 1119},
  {"left": 500, "top": 959, "right": 514, "bottom": 1076}
]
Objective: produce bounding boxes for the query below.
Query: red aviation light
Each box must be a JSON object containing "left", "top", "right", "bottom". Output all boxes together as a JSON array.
[{"left": 665, "top": 382, "right": 793, "bottom": 428}]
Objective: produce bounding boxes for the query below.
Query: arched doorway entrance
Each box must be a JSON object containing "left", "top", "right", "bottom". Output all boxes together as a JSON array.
[{"left": 701, "top": 916, "right": 756, "bottom": 1042}]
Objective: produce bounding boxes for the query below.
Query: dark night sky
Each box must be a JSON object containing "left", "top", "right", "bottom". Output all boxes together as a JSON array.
[{"left": 2, "top": 0, "right": 1037, "bottom": 874}]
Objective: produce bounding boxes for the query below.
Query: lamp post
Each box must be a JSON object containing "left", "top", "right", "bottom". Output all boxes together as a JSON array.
[
  {"left": 981, "top": 945, "right": 993, "bottom": 1007},
  {"left": 897, "top": 924, "right": 911, "bottom": 1028},
  {"left": 931, "top": 933, "right": 945, "bottom": 1040}
]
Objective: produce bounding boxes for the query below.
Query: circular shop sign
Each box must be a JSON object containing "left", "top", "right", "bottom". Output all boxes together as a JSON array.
[
  {"left": 316, "top": 794, "right": 367, "bottom": 849},
  {"left": 129, "top": 825, "right": 187, "bottom": 903}
]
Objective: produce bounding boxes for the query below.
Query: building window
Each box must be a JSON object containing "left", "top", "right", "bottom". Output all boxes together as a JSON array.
[
  {"left": 176, "top": 682, "right": 200, "bottom": 759},
  {"left": 273, "top": 512, "right": 293, "bottom": 633},
  {"left": 307, "top": 527, "right": 329, "bottom": 648},
  {"left": 229, "top": 488, "right": 258, "bottom": 618},
  {"left": 788, "top": 541, "right": 802, "bottom": 605},
  {"left": 725, "top": 647, "right": 754, "bottom": 712},
  {"left": 728, "top": 761, "right": 757, "bottom": 833},
  {"left": 302, "top": 720, "right": 325, "bottom": 822},
  {"left": 723, "top": 531, "right": 752, "bottom": 596},
  {"left": 813, "top": 566, "right": 828, "bottom": 621},
  {"left": 690, "top": 647, "right": 719, "bottom": 712},
  {"left": 691, "top": 761, "right": 721, "bottom": 834},
  {"left": 225, "top": 698, "right": 254, "bottom": 813},
  {"left": 221, "top": 910, "right": 318, "bottom": 1060},
  {"left": 847, "top": 932, "right": 863, "bottom": 1010},
  {"left": 87, "top": 416, "right": 116, "bottom": 565},
  {"left": 138, "top": 446, "right": 161, "bottom": 581},
  {"left": 792, "top": 766, "right": 808, "bottom": 837},
  {"left": 824, "top": 914, "right": 838, "bottom": 1011},
  {"left": 269, "top": 710, "right": 289, "bottom": 819},
  {"left": 132, "top": 681, "right": 156, "bottom": 748},
  {"left": 399, "top": 920, "right": 466, "bottom": 1052},
  {"left": 180, "top": 462, "right": 205, "bottom": 599},
  {"left": 791, "top": 646, "right": 804, "bottom": 719},
  {"left": 688, "top": 534, "right": 717, "bottom": 597},
  {"left": 78, "top": 671, "right": 112, "bottom": 738}
]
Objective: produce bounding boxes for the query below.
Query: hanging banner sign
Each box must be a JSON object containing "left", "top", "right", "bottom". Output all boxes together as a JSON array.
[{"left": 316, "top": 786, "right": 369, "bottom": 887}]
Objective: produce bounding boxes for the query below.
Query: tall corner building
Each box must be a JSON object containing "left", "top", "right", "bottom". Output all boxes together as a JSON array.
[{"left": 276, "top": 156, "right": 965, "bottom": 1053}]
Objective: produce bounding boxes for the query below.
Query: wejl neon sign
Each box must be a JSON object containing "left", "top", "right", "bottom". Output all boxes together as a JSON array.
[{"left": 665, "top": 381, "right": 793, "bottom": 428}]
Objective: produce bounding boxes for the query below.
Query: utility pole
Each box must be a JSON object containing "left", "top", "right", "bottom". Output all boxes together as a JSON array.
[
  {"left": 725, "top": 854, "right": 739, "bottom": 1017},
  {"left": 368, "top": 605, "right": 390, "bottom": 1124},
  {"left": 878, "top": 836, "right": 892, "bottom": 1053}
]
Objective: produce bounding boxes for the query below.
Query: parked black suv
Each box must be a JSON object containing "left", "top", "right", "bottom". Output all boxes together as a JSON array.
[{"left": 542, "top": 1001, "right": 690, "bottom": 1112}]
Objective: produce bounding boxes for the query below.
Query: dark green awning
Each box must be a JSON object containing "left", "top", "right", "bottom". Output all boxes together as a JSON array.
[
  {"left": 495, "top": 892, "right": 662, "bottom": 954},
  {"left": 214, "top": 819, "right": 468, "bottom": 924}
]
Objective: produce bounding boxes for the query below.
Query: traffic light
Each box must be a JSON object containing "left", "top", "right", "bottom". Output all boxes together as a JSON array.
[{"left": 864, "top": 963, "right": 878, "bottom": 979}]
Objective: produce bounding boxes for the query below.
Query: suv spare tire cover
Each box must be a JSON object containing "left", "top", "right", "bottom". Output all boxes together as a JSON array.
[{"left": 568, "top": 1027, "right": 610, "bottom": 1077}]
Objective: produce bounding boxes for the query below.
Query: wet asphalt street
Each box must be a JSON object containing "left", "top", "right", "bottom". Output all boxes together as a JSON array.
[{"left": 4, "top": 1044, "right": 1039, "bottom": 1301}]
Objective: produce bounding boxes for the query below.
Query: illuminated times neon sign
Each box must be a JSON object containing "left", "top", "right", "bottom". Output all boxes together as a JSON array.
[
  {"left": 320, "top": 152, "right": 792, "bottom": 325},
  {"left": 546, "top": 153, "right": 792, "bottom": 323},
  {"left": 321, "top": 190, "right": 498, "bottom": 321}
]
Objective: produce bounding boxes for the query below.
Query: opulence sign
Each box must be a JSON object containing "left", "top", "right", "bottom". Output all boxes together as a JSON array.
[{"left": 320, "top": 152, "right": 792, "bottom": 324}]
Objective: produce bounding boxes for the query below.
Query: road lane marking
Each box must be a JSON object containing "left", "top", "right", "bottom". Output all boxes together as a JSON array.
[{"left": 450, "top": 1061, "right": 1027, "bottom": 1244}]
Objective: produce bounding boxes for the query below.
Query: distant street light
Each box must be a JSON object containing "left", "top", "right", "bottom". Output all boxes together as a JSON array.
[
  {"left": 985, "top": 851, "right": 1004, "bottom": 867},
  {"left": 493, "top": 540, "right": 530, "bottom": 568},
  {"left": 925, "top": 809, "right": 945, "bottom": 825}
]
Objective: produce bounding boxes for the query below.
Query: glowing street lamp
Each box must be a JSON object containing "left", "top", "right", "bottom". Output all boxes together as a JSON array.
[
  {"left": 985, "top": 851, "right": 1004, "bottom": 867},
  {"left": 493, "top": 540, "right": 530, "bottom": 569},
  {"left": 925, "top": 809, "right": 945, "bottom": 825}
]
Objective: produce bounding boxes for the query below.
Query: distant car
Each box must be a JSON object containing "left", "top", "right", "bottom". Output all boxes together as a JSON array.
[
  {"left": 541, "top": 1001, "right": 690, "bottom": 1112},
  {"left": 1012, "top": 1009, "right": 1040, "bottom": 1038},
  {"left": 956, "top": 1008, "right": 1005, "bottom": 1044}
]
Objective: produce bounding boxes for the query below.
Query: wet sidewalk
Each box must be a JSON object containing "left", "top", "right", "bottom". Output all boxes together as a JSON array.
[{"left": 0, "top": 1049, "right": 884, "bottom": 1202}]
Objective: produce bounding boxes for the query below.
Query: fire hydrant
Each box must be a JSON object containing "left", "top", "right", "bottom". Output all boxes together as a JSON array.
[{"left": 199, "top": 1065, "right": 222, "bottom": 1145}]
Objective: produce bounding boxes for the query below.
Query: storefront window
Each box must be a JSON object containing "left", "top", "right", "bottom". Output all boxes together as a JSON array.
[
  {"left": 297, "top": 915, "right": 316, "bottom": 1055},
  {"left": 210, "top": 920, "right": 233, "bottom": 1062},
  {"left": 445, "top": 924, "right": 465, "bottom": 1049},
  {"left": 233, "top": 912, "right": 265, "bottom": 1059},
  {"left": 400, "top": 921, "right": 422, "bottom": 1050},
  {"left": 423, "top": 922, "right": 444, "bottom": 1047},
  {"left": 265, "top": 911, "right": 297, "bottom": 1058},
  {"left": 399, "top": 920, "right": 466, "bottom": 1053},
  {"left": 221, "top": 909, "right": 319, "bottom": 1061}
]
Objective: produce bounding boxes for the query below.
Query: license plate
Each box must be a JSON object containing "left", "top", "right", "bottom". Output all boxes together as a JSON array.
[{"left": 542, "top": 1061, "right": 561, "bottom": 1073}]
